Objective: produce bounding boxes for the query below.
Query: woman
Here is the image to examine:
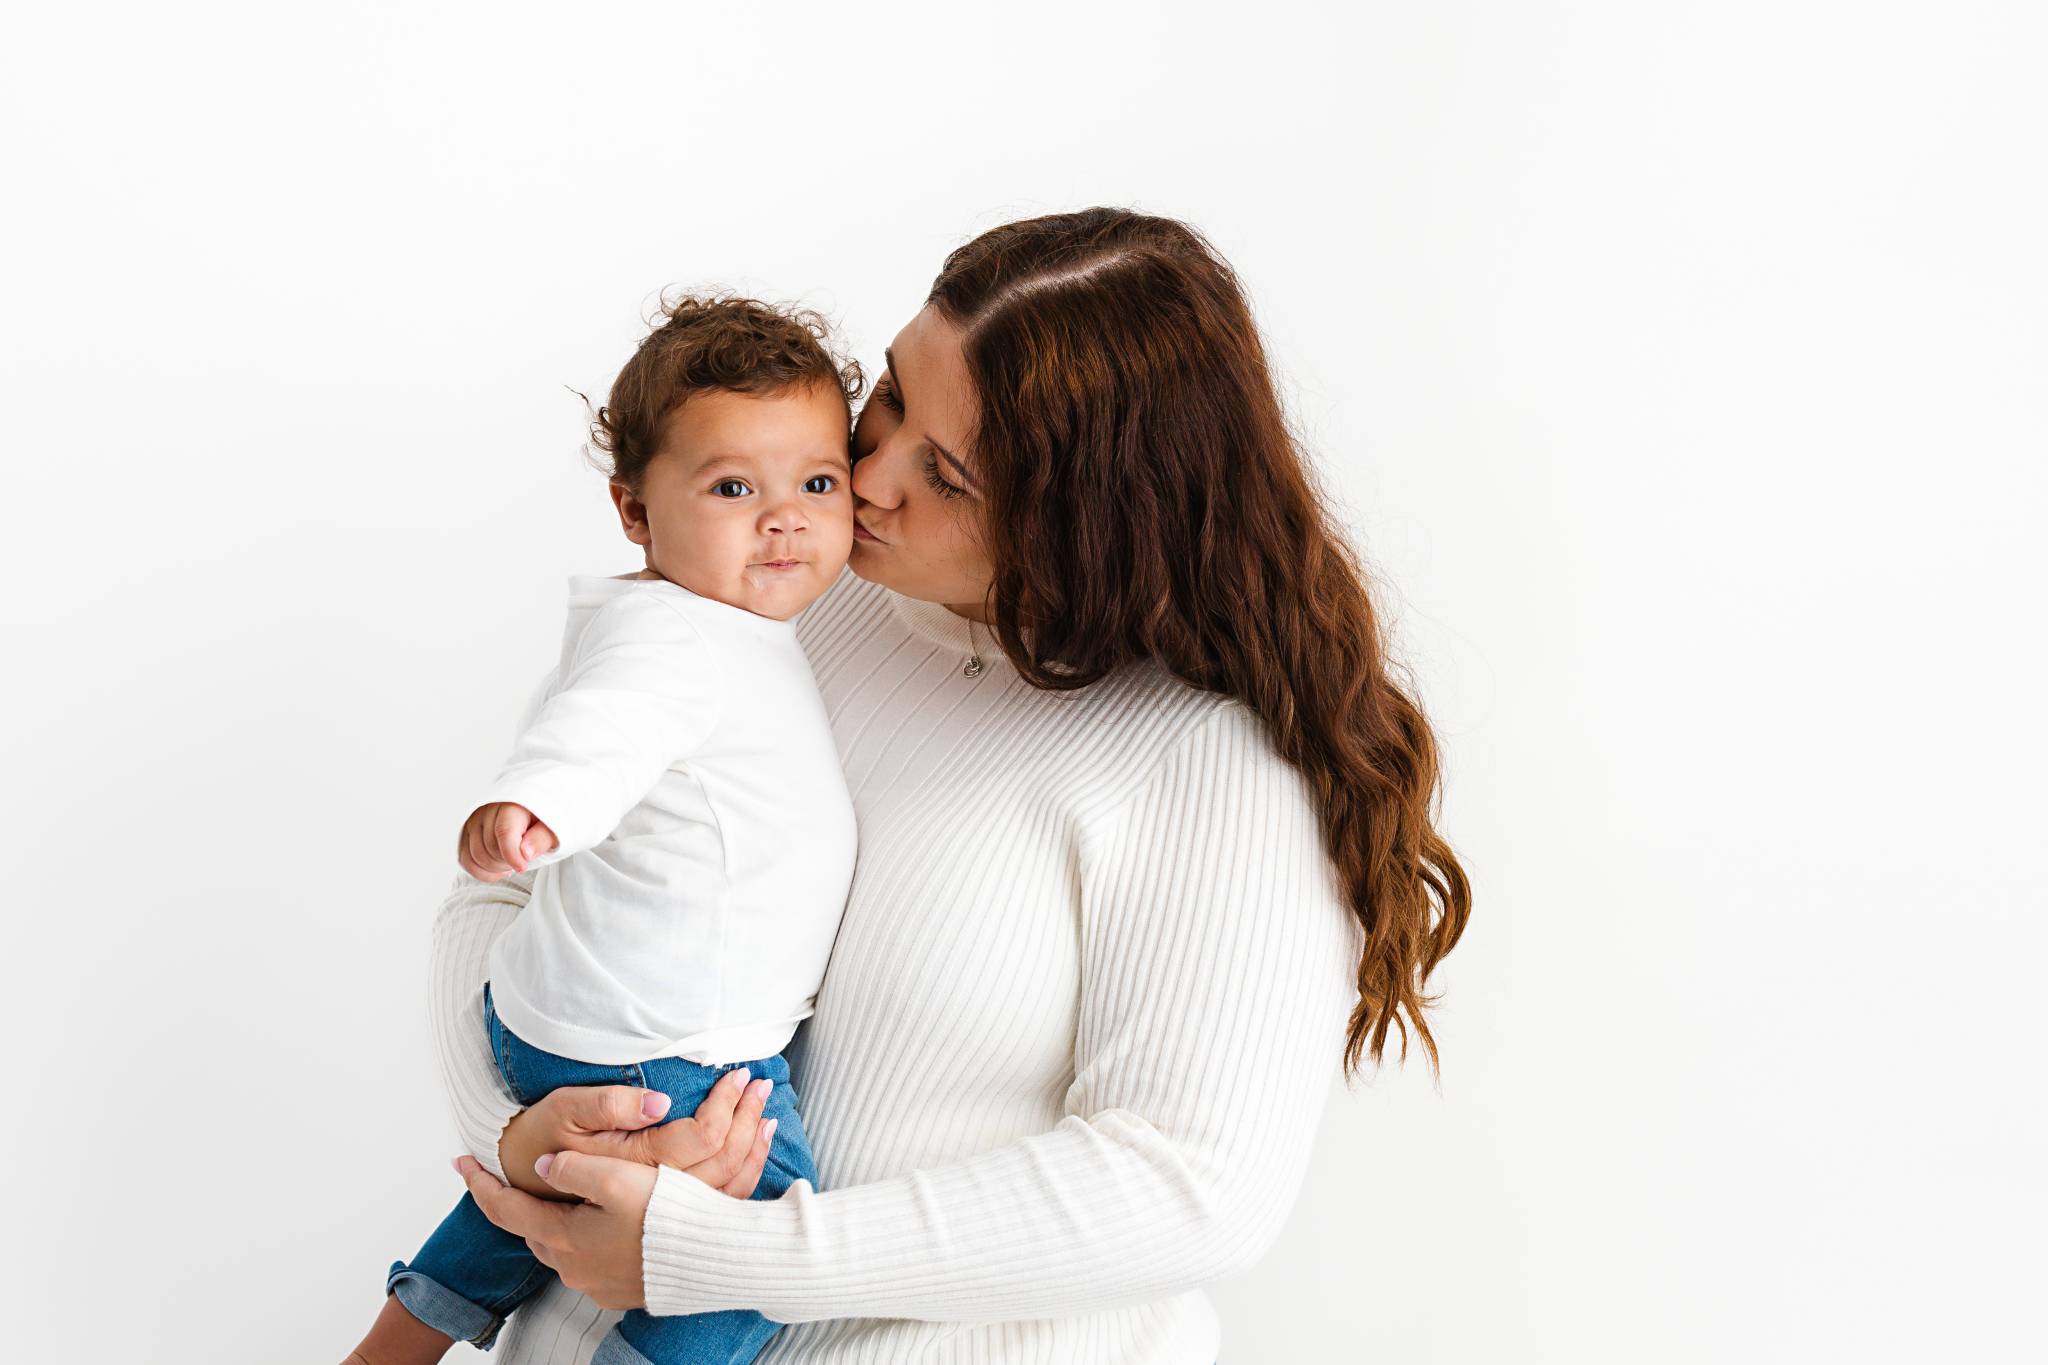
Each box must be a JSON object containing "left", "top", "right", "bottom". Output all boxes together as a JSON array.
[{"left": 365, "top": 206, "right": 1470, "bottom": 1364}]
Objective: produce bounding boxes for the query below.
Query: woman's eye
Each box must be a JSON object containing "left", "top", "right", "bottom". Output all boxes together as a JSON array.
[
  {"left": 804, "top": 475, "right": 837, "bottom": 494},
  {"left": 921, "top": 451, "right": 966, "bottom": 501},
  {"left": 873, "top": 375, "right": 904, "bottom": 415},
  {"left": 713, "top": 479, "right": 751, "bottom": 498}
]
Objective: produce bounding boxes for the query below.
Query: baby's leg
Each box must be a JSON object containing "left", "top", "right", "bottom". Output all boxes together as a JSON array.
[
  {"left": 340, "top": 1291, "right": 456, "bottom": 1365},
  {"left": 381, "top": 1189, "right": 558, "bottom": 1351},
  {"left": 595, "top": 1051, "right": 819, "bottom": 1365},
  {"left": 343, "top": 982, "right": 557, "bottom": 1362}
]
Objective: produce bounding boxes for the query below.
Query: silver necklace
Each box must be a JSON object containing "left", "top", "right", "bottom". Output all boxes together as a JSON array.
[{"left": 963, "top": 618, "right": 985, "bottom": 678}]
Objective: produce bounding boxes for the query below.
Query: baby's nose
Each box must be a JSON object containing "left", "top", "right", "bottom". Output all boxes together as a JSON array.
[{"left": 760, "top": 497, "right": 808, "bottom": 531}]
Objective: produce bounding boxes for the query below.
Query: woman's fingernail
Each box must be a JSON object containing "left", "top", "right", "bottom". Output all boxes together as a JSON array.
[
  {"left": 761, "top": 1119, "right": 779, "bottom": 1143},
  {"left": 535, "top": 1153, "right": 555, "bottom": 1178},
  {"left": 751, "top": 1078, "right": 774, "bottom": 1101},
  {"left": 450, "top": 1156, "right": 465, "bottom": 1174},
  {"left": 642, "top": 1091, "right": 672, "bottom": 1120},
  {"left": 730, "top": 1067, "right": 751, "bottom": 1088}
]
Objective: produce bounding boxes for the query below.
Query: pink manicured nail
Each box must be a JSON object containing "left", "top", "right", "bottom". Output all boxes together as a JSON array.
[
  {"left": 750, "top": 1078, "right": 774, "bottom": 1101},
  {"left": 535, "top": 1153, "right": 555, "bottom": 1178},
  {"left": 642, "top": 1091, "right": 672, "bottom": 1120},
  {"left": 761, "top": 1119, "right": 779, "bottom": 1143},
  {"left": 450, "top": 1156, "right": 465, "bottom": 1173},
  {"left": 730, "top": 1067, "right": 751, "bottom": 1088}
]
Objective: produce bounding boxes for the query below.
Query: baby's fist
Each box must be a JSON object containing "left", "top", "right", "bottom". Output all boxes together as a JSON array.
[{"left": 459, "top": 801, "right": 559, "bottom": 881}]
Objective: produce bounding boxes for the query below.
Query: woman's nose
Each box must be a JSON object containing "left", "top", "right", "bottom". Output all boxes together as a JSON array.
[{"left": 851, "top": 433, "right": 909, "bottom": 509}]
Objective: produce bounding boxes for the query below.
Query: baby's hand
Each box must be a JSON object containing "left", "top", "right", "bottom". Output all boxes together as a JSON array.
[{"left": 459, "top": 802, "right": 559, "bottom": 882}]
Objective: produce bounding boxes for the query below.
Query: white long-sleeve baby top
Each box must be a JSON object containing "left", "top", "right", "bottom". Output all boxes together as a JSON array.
[{"left": 480, "top": 573, "right": 857, "bottom": 1067}]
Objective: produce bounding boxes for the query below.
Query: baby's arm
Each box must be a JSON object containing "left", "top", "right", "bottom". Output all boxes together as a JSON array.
[{"left": 460, "top": 592, "right": 726, "bottom": 872}]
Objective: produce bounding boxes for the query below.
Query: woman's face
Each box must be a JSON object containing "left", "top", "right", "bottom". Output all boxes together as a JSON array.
[{"left": 848, "top": 305, "right": 996, "bottom": 619}]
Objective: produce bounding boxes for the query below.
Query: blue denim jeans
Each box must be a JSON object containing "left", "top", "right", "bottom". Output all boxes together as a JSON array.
[{"left": 387, "top": 982, "right": 818, "bottom": 1365}]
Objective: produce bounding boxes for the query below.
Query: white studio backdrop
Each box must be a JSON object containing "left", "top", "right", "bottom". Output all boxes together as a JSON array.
[{"left": 2, "top": 3, "right": 2041, "bottom": 1361}]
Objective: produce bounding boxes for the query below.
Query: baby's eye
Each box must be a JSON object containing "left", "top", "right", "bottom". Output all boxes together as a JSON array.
[
  {"left": 712, "top": 479, "right": 752, "bottom": 498},
  {"left": 803, "top": 475, "right": 837, "bottom": 494}
]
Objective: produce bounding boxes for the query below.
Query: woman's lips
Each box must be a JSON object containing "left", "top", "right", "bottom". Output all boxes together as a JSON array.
[{"left": 853, "top": 520, "right": 882, "bottom": 543}]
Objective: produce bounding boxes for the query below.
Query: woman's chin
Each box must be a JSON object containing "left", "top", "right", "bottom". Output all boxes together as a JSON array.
[{"left": 846, "top": 539, "right": 889, "bottom": 584}]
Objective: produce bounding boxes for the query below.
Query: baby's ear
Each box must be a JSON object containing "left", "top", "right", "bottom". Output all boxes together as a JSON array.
[{"left": 608, "top": 479, "right": 652, "bottom": 546}]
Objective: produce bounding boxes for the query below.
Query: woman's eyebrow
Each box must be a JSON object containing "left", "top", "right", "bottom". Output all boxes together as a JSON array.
[{"left": 884, "top": 346, "right": 980, "bottom": 492}]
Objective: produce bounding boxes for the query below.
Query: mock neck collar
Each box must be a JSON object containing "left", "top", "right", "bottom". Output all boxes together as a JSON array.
[
  {"left": 880, "top": 589, "right": 1111, "bottom": 693},
  {"left": 885, "top": 591, "right": 1003, "bottom": 663}
]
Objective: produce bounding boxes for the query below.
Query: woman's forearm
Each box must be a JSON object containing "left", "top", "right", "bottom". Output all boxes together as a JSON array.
[
  {"left": 637, "top": 1089, "right": 1341, "bottom": 1324},
  {"left": 427, "top": 869, "right": 530, "bottom": 1180}
]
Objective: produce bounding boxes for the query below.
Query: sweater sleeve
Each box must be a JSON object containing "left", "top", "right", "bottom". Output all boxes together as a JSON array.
[
  {"left": 483, "top": 593, "right": 725, "bottom": 861},
  {"left": 427, "top": 867, "right": 532, "bottom": 1181},
  {"left": 638, "top": 702, "right": 1365, "bottom": 1323}
]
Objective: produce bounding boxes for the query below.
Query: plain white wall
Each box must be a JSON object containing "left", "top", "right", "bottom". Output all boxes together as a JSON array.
[{"left": 3, "top": 3, "right": 2041, "bottom": 1361}]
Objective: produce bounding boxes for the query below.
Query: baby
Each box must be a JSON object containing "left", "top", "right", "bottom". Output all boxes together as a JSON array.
[{"left": 377, "top": 294, "right": 861, "bottom": 1365}]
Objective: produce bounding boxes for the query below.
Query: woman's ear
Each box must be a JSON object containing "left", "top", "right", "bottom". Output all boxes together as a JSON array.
[{"left": 609, "top": 480, "right": 652, "bottom": 547}]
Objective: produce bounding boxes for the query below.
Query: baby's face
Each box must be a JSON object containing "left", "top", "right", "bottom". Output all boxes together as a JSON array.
[{"left": 620, "top": 383, "right": 855, "bottom": 620}]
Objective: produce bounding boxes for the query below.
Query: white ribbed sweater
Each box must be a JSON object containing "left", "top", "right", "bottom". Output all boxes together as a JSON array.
[{"left": 428, "top": 568, "right": 1364, "bottom": 1363}]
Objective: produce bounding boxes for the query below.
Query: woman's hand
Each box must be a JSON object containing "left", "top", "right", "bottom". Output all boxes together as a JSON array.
[
  {"left": 456, "top": 1150, "right": 657, "bottom": 1311},
  {"left": 496, "top": 1065, "right": 779, "bottom": 1201},
  {"left": 458, "top": 1067, "right": 780, "bottom": 1310}
]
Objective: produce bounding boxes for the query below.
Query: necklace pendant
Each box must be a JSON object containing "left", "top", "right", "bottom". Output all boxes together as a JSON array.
[{"left": 963, "top": 656, "right": 984, "bottom": 679}]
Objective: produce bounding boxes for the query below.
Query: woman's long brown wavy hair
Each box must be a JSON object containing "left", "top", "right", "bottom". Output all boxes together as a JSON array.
[{"left": 927, "top": 207, "right": 1471, "bottom": 1082}]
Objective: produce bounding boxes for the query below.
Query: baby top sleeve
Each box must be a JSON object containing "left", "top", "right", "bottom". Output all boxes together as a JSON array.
[{"left": 480, "top": 589, "right": 726, "bottom": 862}]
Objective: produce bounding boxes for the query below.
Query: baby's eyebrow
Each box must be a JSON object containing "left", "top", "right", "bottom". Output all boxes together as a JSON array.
[
  {"left": 687, "top": 455, "right": 756, "bottom": 477},
  {"left": 691, "top": 451, "right": 851, "bottom": 477}
]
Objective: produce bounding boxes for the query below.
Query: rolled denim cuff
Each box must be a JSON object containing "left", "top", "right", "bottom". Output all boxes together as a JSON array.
[
  {"left": 386, "top": 1259, "right": 503, "bottom": 1349},
  {"left": 590, "top": 1330, "right": 658, "bottom": 1365}
]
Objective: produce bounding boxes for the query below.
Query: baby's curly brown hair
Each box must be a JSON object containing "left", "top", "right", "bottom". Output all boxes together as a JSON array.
[{"left": 583, "top": 289, "right": 865, "bottom": 491}]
